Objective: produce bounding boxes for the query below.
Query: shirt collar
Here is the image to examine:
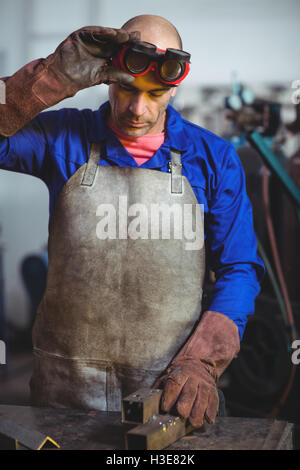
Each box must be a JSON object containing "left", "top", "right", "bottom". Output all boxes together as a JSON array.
[{"left": 88, "top": 101, "right": 188, "bottom": 168}]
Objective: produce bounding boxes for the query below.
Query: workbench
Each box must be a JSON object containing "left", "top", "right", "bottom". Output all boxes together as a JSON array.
[{"left": 0, "top": 404, "right": 294, "bottom": 450}]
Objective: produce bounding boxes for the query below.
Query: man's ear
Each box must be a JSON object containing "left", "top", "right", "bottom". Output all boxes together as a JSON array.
[{"left": 170, "top": 85, "right": 179, "bottom": 98}]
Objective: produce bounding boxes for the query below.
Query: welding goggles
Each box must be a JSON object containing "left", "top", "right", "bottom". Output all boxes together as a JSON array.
[{"left": 111, "top": 40, "right": 191, "bottom": 86}]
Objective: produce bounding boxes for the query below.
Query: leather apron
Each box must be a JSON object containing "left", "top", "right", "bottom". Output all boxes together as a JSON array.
[{"left": 30, "top": 143, "right": 205, "bottom": 411}]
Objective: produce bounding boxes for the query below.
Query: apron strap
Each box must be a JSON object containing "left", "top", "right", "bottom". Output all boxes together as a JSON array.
[
  {"left": 81, "top": 142, "right": 102, "bottom": 186},
  {"left": 169, "top": 148, "right": 183, "bottom": 194},
  {"left": 81, "top": 143, "right": 183, "bottom": 194}
]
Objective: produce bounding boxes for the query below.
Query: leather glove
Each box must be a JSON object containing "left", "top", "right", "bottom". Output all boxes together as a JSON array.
[
  {"left": 0, "top": 26, "right": 139, "bottom": 136},
  {"left": 154, "top": 311, "right": 240, "bottom": 428}
]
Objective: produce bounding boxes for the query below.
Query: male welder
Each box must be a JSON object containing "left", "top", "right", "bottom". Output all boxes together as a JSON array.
[{"left": 0, "top": 15, "right": 264, "bottom": 428}]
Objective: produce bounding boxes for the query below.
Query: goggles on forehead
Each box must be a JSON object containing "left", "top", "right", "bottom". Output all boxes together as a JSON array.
[{"left": 111, "top": 40, "right": 191, "bottom": 86}]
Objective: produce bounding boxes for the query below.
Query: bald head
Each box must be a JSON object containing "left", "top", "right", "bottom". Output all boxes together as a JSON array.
[{"left": 122, "top": 14, "right": 182, "bottom": 51}]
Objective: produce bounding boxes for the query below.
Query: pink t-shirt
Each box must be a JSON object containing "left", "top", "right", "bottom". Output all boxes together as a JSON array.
[{"left": 108, "top": 120, "right": 165, "bottom": 166}]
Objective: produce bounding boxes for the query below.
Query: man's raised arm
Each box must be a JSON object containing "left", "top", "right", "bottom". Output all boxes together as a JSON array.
[{"left": 0, "top": 26, "right": 139, "bottom": 137}]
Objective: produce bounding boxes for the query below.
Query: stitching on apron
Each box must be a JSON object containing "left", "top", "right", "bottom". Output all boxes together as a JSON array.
[
  {"left": 81, "top": 142, "right": 102, "bottom": 186},
  {"left": 33, "top": 347, "right": 164, "bottom": 373}
]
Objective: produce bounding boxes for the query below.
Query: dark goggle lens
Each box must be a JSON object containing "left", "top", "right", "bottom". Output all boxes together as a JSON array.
[
  {"left": 124, "top": 51, "right": 149, "bottom": 74},
  {"left": 160, "top": 59, "right": 183, "bottom": 81}
]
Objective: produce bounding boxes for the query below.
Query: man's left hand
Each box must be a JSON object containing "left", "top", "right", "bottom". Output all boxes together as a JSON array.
[
  {"left": 153, "top": 310, "right": 240, "bottom": 428},
  {"left": 154, "top": 357, "right": 219, "bottom": 428}
]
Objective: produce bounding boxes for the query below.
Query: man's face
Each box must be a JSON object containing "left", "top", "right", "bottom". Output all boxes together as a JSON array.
[{"left": 108, "top": 71, "right": 177, "bottom": 136}]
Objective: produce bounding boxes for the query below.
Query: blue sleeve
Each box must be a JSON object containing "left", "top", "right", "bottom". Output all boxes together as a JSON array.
[
  {"left": 0, "top": 109, "right": 84, "bottom": 179},
  {"left": 205, "top": 144, "right": 265, "bottom": 339},
  {"left": 0, "top": 116, "right": 50, "bottom": 178},
  {"left": 0, "top": 109, "right": 91, "bottom": 216}
]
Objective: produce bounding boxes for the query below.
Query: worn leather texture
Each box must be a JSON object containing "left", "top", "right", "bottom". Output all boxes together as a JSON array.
[
  {"left": 171, "top": 311, "right": 240, "bottom": 378},
  {"left": 0, "top": 26, "right": 137, "bottom": 136},
  {"left": 155, "top": 310, "right": 240, "bottom": 426},
  {"left": 30, "top": 157, "right": 205, "bottom": 411}
]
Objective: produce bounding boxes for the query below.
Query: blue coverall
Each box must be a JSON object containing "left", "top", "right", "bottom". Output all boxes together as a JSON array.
[{"left": 0, "top": 101, "right": 265, "bottom": 339}]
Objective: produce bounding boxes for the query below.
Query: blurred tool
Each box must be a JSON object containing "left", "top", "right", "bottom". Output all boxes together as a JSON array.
[
  {"left": 225, "top": 74, "right": 281, "bottom": 140},
  {"left": 225, "top": 71, "right": 255, "bottom": 112},
  {"left": 223, "top": 79, "right": 300, "bottom": 420}
]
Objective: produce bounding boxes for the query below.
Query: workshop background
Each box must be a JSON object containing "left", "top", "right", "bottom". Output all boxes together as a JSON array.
[{"left": 0, "top": 0, "right": 300, "bottom": 448}]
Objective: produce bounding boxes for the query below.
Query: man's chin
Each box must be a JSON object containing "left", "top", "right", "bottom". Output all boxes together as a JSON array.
[{"left": 121, "top": 125, "right": 150, "bottom": 138}]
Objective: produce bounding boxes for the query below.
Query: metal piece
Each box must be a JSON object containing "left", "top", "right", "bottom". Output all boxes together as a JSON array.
[
  {"left": 125, "top": 413, "right": 195, "bottom": 450},
  {"left": 169, "top": 417, "right": 294, "bottom": 451},
  {"left": 0, "top": 405, "right": 294, "bottom": 450},
  {"left": 0, "top": 416, "right": 60, "bottom": 450},
  {"left": 122, "top": 388, "right": 201, "bottom": 450},
  {"left": 121, "top": 388, "right": 162, "bottom": 424},
  {"left": 261, "top": 420, "right": 294, "bottom": 450}
]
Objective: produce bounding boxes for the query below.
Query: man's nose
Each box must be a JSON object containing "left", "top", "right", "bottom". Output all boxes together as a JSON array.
[{"left": 128, "top": 93, "right": 147, "bottom": 117}]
